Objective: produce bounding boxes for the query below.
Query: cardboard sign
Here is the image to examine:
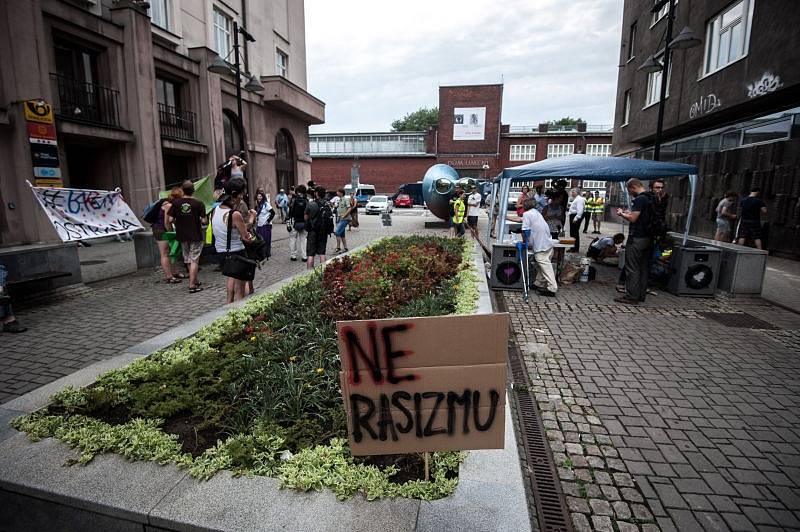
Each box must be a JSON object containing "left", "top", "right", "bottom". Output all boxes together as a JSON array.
[
  {"left": 337, "top": 313, "right": 509, "bottom": 456},
  {"left": 24, "top": 100, "right": 54, "bottom": 124}
]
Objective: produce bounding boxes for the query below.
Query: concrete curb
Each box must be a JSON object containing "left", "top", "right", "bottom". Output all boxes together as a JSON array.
[{"left": 0, "top": 239, "right": 530, "bottom": 531}]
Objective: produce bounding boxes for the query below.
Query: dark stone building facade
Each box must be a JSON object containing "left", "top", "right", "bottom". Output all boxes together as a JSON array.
[{"left": 613, "top": 0, "right": 800, "bottom": 258}]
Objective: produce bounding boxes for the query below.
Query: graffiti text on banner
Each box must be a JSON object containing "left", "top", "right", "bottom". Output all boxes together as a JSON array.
[{"left": 29, "top": 184, "right": 144, "bottom": 242}]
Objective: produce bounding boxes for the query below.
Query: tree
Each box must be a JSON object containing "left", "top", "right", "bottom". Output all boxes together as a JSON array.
[
  {"left": 391, "top": 107, "right": 439, "bottom": 131},
  {"left": 548, "top": 116, "right": 585, "bottom": 126}
]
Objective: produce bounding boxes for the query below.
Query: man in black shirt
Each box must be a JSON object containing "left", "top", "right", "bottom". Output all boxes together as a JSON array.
[
  {"left": 614, "top": 178, "right": 652, "bottom": 305},
  {"left": 167, "top": 180, "right": 207, "bottom": 293},
  {"left": 736, "top": 187, "right": 767, "bottom": 250}
]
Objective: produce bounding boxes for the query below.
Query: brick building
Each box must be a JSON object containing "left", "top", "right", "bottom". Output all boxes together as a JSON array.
[
  {"left": 613, "top": 0, "right": 800, "bottom": 258},
  {"left": 310, "top": 84, "right": 613, "bottom": 195}
]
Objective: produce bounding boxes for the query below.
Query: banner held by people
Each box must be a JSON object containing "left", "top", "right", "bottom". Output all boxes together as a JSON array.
[{"left": 29, "top": 182, "right": 143, "bottom": 242}]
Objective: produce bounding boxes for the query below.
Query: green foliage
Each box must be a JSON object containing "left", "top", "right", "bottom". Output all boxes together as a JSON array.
[
  {"left": 13, "top": 236, "right": 480, "bottom": 501},
  {"left": 548, "top": 116, "right": 585, "bottom": 126},
  {"left": 391, "top": 106, "right": 439, "bottom": 132}
]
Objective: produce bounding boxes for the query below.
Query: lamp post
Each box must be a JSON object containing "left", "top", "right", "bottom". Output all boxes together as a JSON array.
[
  {"left": 207, "top": 22, "right": 264, "bottom": 155},
  {"left": 638, "top": 0, "right": 701, "bottom": 161}
]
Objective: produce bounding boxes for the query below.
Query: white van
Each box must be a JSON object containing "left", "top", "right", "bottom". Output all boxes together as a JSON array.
[{"left": 343, "top": 184, "right": 376, "bottom": 206}]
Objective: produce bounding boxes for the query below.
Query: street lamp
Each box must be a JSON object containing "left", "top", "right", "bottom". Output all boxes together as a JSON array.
[
  {"left": 207, "top": 21, "right": 263, "bottom": 154},
  {"left": 639, "top": 0, "right": 701, "bottom": 161}
]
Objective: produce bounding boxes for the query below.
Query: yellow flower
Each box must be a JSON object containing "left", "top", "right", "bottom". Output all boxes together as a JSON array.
[
  {"left": 250, "top": 336, "right": 257, "bottom": 342},
  {"left": 316, "top": 368, "right": 324, "bottom": 374},
  {"left": 289, "top": 356, "right": 298, "bottom": 363}
]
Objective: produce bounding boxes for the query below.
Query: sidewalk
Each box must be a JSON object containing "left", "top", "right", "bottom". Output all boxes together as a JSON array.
[
  {"left": 0, "top": 215, "right": 438, "bottom": 404},
  {"left": 503, "top": 235, "right": 800, "bottom": 530}
]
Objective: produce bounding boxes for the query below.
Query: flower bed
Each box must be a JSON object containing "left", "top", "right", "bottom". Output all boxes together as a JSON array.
[{"left": 13, "top": 236, "right": 479, "bottom": 501}]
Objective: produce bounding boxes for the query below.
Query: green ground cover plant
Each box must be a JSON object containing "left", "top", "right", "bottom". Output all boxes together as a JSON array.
[{"left": 13, "top": 235, "right": 479, "bottom": 500}]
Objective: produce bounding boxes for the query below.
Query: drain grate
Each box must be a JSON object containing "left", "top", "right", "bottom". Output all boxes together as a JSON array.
[
  {"left": 698, "top": 311, "right": 780, "bottom": 330},
  {"left": 499, "top": 294, "right": 573, "bottom": 532}
]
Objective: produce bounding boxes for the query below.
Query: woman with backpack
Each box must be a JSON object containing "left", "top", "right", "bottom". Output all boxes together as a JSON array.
[
  {"left": 149, "top": 187, "right": 185, "bottom": 284},
  {"left": 212, "top": 178, "right": 255, "bottom": 303},
  {"left": 254, "top": 188, "right": 275, "bottom": 259},
  {"left": 305, "top": 185, "right": 334, "bottom": 268}
]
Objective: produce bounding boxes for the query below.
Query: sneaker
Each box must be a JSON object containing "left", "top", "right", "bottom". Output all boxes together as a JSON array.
[
  {"left": 189, "top": 285, "right": 203, "bottom": 293},
  {"left": 3, "top": 320, "right": 27, "bottom": 333},
  {"left": 615, "top": 285, "right": 626, "bottom": 293},
  {"left": 614, "top": 296, "right": 639, "bottom": 305},
  {"left": 290, "top": 257, "right": 297, "bottom": 261}
]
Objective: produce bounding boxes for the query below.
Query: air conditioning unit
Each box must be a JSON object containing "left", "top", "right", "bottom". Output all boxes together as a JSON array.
[
  {"left": 667, "top": 245, "right": 721, "bottom": 297},
  {"left": 489, "top": 243, "right": 526, "bottom": 291}
]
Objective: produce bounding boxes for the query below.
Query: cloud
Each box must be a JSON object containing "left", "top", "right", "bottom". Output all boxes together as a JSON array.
[{"left": 305, "top": 0, "right": 622, "bottom": 132}]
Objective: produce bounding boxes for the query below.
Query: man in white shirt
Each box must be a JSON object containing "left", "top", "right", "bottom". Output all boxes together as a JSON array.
[
  {"left": 567, "top": 188, "right": 586, "bottom": 252},
  {"left": 466, "top": 186, "right": 482, "bottom": 230},
  {"left": 521, "top": 198, "right": 557, "bottom": 296}
]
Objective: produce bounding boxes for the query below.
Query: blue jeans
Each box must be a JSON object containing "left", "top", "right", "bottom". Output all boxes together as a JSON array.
[{"left": 334, "top": 219, "right": 349, "bottom": 237}]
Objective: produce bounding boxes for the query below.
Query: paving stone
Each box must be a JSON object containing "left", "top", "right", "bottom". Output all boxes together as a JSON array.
[
  {"left": 694, "top": 511, "right": 731, "bottom": 532},
  {"left": 571, "top": 512, "right": 591, "bottom": 532},
  {"left": 615, "top": 521, "right": 638, "bottom": 532},
  {"left": 589, "top": 499, "right": 614, "bottom": 516},
  {"left": 653, "top": 483, "right": 688, "bottom": 509},
  {"left": 567, "top": 496, "right": 590, "bottom": 514},
  {"left": 587, "top": 455, "right": 606, "bottom": 469},
  {"left": 632, "top": 503, "right": 654, "bottom": 521},
  {"left": 721, "top": 512, "right": 756, "bottom": 531},
  {"left": 612, "top": 501, "right": 632, "bottom": 520},
  {"left": 621, "top": 488, "right": 644, "bottom": 503},
  {"left": 613, "top": 472, "right": 635, "bottom": 487},
  {"left": 668, "top": 508, "right": 704, "bottom": 531},
  {"left": 740, "top": 505, "right": 777, "bottom": 526},
  {"left": 673, "top": 478, "right": 713, "bottom": 494},
  {"left": 594, "top": 471, "right": 613, "bottom": 485},
  {"left": 591, "top": 515, "right": 614, "bottom": 532}
]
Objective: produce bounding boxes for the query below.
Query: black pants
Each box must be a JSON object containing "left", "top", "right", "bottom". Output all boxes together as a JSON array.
[
  {"left": 583, "top": 212, "right": 591, "bottom": 232},
  {"left": 569, "top": 214, "right": 583, "bottom": 251}
]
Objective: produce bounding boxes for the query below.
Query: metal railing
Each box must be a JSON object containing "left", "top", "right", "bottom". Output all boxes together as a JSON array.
[
  {"left": 50, "top": 73, "right": 121, "bottom": 128},
  {"left": 157, "top": 103, "right": 198, "bottom": 142},
  {"left": 508, "top": 124, "right": 613, "bottom": 133},
  {"left": 309, "top": 132, "right": 427, "bottom": 155}
]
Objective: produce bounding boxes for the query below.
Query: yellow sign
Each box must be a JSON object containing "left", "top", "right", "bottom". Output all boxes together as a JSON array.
[
  {"left": 34, "top": 178, "right": 63, "bottom": 188},
  {"left": 24, "top": 100, "right": 54, "bottom": 124}
]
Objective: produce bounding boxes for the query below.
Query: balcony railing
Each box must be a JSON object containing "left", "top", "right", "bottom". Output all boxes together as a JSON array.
[
  {"left": 157, "top": 103, "right": 197, "bottom": 142},
  {"left": 50, "top": 73, "right": 121, "bottom": 128}
]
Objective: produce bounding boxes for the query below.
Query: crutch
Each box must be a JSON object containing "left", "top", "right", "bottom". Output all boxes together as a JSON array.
[{"left": 517, "top": 234, "right": 529, "bottom": 303}]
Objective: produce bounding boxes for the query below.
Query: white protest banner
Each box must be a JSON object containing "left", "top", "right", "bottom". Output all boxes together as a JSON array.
[{"left": 29, "top": 183, "right": 144, "bottom": 242}]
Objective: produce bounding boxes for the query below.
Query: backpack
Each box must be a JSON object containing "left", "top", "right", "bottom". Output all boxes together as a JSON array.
[
  {"left": 143, "top": 198, "right": 165, "bottom": 224},
  {"left": 641, "top": 193, "right": 663, "bottom": 237},
  {"left": 313, "top": 199, "right": 335, "bottom": 235},
  {"left": 290, "top": 196, "right": 307, "bottom": 222}
]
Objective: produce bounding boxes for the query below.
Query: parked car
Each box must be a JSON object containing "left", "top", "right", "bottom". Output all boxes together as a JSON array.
[
  {"left": 365, "top": 195, "right": 393, "bottom": 214},
  {"left": 394, "top": 193, "right": 413, "bottom": 208}
]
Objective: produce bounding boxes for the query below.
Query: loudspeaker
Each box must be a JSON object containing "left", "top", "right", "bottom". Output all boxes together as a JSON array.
[
  {"left": 489, "top": 243, "right": 526, "bottom": 291},
  {"left": 667, "top": 245, "right": 721, "bottom": 297}
]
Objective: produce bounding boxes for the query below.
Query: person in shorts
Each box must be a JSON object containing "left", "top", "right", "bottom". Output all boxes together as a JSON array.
[
  {"left": 466, "top": 185, "right": 481, "bottom": 230},
  {"left": 714, "top": 191, "right": 738, "bottom": 242},
  {"left": 305, "top": 185, "right": 329, "bottom": 268},
  {"left": 167, "top": 180, "right": 207, "bottom": 293}
]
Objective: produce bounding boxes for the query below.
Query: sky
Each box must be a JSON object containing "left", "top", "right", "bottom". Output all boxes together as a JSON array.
[{"left": 304, "top": 0, "right": 624, "bottom": 133}]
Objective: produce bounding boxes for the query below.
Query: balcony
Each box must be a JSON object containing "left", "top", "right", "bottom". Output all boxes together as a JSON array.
[
  {"left": 50, "top": 73, "right": 121, "bottom": 128},
  {"left": 157, "top": 103, "right": 198, "bottom": 142}
]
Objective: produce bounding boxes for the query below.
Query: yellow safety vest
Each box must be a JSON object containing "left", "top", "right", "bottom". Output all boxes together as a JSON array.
[{"left": 452, "top": 198, "right": 466, "bottom": 224}]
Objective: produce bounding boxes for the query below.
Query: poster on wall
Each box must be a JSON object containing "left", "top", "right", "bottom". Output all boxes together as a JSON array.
[
  {"left": 453, "top": 107, "right": 486, "bottom": 141},
  {"left": 29, "top": 183, "right": 143, "bottom": 242}
]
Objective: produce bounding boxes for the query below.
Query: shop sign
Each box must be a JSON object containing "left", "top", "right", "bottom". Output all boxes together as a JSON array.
[
  {"left": 33, "top": 167, "right": 62, "bottom": 178},
  {"left": 23, "top": 100, "right": 54, "bottom": 124},
  {"left": 27, "top": 122, "right": 57, "bottom": 140},
  {"left": 30, "top": 144, "right": 60, "bottom": 168}
]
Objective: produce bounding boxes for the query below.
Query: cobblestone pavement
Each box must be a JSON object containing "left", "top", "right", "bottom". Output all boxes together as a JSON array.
[
  {"left": 505, "top": 247, "right": 800, "bottom": 531},
  {"left": 0, "top": 213, "right": 445, "bottom": 404}
]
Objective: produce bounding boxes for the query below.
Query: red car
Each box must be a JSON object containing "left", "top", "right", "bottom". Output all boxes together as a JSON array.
[{"left": 394, "top": 193, "right": 413, "bottom": 208}]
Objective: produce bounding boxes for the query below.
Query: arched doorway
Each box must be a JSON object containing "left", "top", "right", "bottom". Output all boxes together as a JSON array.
[
  {"left": 275, "top": 129, "right": 295, "bottom": 192},
  {"left": 222, "top": 110, "right": 242, "bottom": 159}
]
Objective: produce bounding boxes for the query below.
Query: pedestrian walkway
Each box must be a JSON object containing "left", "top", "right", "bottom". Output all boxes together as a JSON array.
[
  {"left": 503, "top": 254, "right": 800, "bottom": 531},
  {"left": 0, "top": 215, "right": 436, "bottom": 404}
]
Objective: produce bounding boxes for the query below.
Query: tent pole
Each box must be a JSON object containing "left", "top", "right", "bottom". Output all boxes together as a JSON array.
[
  {"left": 683, "top": 174, "right": 697, "bottom": 245},
  {"left": 487, "top": 180, "right": 497, "bottom": 243},
  {"left": 498, "top": 178, "right": 510, "bottom": 242}
]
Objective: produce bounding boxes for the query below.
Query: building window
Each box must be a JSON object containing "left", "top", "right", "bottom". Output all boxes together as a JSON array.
[
  {"left": 155, "top": 78, "right": 179, "bottom": 109},
  {"left": 586, "top": 144, "right": 612, "bottom": 157},
  {"left": 622, "top": 90, "right": 632, "bottom": 125},
  {"left": 275, "top": 49, "right": 288, "bottom": 77},
  {"left": 547, "top": 144, "right": 574, "bottom": 158},
  {"left": 213, "top": 7, "right": 232, "bottom": 58},
  {"left": 510, "top": 144, "right": 536, "bottom": 161},
  {"left": 149, "top": 0, "right": 170, "bottom": 30},
  {"left": 628, "top": 23, "right": 637, "bottom": 61},
  {"left": 222, "top": 109, "right": 242, "bottom": 157},
  {"left": 703, "top": 0, "right": 755, "bottom": 75},
  {"left": 645, "top": 53, "right": 671, "bottom": 107},
  {"left": 582, "top": 180, "right": 607, "bottom": 189},
  {"left": 651, "top": 0, "right": 677, "bottom": 26}
]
